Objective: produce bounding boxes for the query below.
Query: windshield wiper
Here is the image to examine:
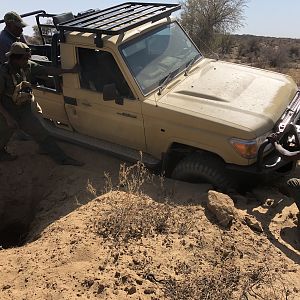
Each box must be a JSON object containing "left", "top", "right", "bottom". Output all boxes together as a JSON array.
[
  {"left": 184, "top": 53, "right": 201, "bottom": 76},
  {"left": 158, "top": 69, "right": 178, "bottom": 95}
]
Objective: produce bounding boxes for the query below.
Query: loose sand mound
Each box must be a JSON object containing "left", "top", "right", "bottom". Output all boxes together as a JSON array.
[{"left": 0, "top": 140, "right": 299, "bottom": 299}]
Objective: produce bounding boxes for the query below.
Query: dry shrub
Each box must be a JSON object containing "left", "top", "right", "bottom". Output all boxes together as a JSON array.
[
  {"left": 86, "top": 179, "right": 97, "bottom": 198},
  {"left": 104, "top": 157, "right": 153, "bottom": 195},
  {"left": 95, "top": 195, "right": 197, "bottom": 242},
  {"left": 164, "top": 265, "right": 241, "bottom": 300},
  {"left": 95, "top": 161, "right": 195, "bottom": 242},
  {"left": 289, "top": 46, "right": 299, "bottom": 60},
  {"left": 242, "top": 266, "right": 292, "bottom": 300},
  {"left": 164, "top": 264, "right": 291, "bottom": 300},
  {"left": 96, "top": 196, "right": 173, "bottom": 241},
  {"left": 163, "top": 232, "right": 292, "bottom": 300},
  {"left": 118, "top": 160, "right": 153, "bottom": 195}
]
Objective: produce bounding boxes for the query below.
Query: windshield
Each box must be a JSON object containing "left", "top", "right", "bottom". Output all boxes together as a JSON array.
[{"left": 120, "top": 22, "right": 202, "bottom": 95}]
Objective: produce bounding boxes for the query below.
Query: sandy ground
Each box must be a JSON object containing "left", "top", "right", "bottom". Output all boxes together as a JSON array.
[{"left": 0, "top": 139, "right": 300, "bottom": 299}]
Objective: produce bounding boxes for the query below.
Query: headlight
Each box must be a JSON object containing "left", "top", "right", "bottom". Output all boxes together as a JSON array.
[
  {"left": 230, "top": 138, "right": 258, "bottom": 159},
  {"left": 230, "top": 133, "right": 271, "bottom": 159}
]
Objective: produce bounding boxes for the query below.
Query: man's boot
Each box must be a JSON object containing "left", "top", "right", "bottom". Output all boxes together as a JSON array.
[{"left": 0, "top": 148, "right": 17, "bottom": 161}]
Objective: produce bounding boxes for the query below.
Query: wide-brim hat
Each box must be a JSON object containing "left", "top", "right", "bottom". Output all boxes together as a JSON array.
[
  {"left": 5, "top": 42, "right": 31, "bottom": 57},
  {"left": 4, "top": 11, "right": 27, "bottom": 28}
]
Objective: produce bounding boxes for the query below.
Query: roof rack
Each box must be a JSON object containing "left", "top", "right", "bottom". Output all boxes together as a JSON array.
[
  {"left": 0, "top": 10, "right": 46, "bottom": 24},
  {"left": 57, "top": 2, "right": 181, "bottom": 47},
  {"left": 0, "top": 11, "right": 57, "bottom": 45},
  {"left": 35, "top": 13, "right": 57, "bottom": 44}
]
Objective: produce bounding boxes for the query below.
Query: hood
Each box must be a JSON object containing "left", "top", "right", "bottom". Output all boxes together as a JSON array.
[{"left": 160, "top": 59, "right": 298, "bottom": 136}]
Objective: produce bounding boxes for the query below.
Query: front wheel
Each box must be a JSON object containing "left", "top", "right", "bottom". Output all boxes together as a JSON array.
[{"left": 171, "top": 153, "right": 236, "bottom": 192}]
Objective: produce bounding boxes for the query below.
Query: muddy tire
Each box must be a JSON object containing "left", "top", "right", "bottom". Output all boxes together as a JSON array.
[{"left": 171, "top": 152, "right": 236, "bottom": 192}]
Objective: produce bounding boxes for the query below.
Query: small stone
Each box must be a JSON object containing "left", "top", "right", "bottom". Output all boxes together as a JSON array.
[
  {"left": 144, "top": 288, "right": 155, "bottom": 295},
  {"left": 121, "top": 276, "right": 128, "bottom": 284},
  {"left": 132, "top": 258, "right": 140, "bottom": 265},
  {"left": 136, "top": 279, "right": 143, "bottom": 285},
  {"left": 97, "top": 284, "right": 105, "bottom": 294},
  {"left": 82, "top": 279, "right": 94, "bottom": 288},
  {"left": 126, "top": 286, "right": 137, "bottom": 295},
  {"left": 244, "top": 215, "right": 263, "bottom": 233},
  {"left": 115, "top": 272, "right": 121, "bottom": 278},
  {"left": 99, "top": 265, "right": 105, "bottom": 271},
  {"left": 2, "top": 285, "right": 11, "bottom": 290},
  {"left": 180, "top": 239, "right": 186, "bottom": 246}
]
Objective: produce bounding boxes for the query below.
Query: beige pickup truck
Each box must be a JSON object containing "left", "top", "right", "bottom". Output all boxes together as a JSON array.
[{"left": 6, "top": 3, "right": 300, "bottom": 190}]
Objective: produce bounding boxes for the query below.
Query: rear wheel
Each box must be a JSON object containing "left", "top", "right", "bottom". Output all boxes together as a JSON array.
[{"left": 171, "top": 152, "right": 236, "bottom": 192}]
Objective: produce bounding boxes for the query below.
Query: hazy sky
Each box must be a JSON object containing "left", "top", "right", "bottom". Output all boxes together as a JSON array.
[{"left": 0, "top": 0, "right": 299, "bottom": 38}]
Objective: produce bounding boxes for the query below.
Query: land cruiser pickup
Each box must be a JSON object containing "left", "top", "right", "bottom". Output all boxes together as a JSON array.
[{"left": 2, "top": 3, "right": 299, "bottom": 190}]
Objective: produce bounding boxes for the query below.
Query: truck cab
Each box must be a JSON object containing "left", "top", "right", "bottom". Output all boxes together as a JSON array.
[{"left": 3, "top": 3, "right": 300, "bottom": 190}]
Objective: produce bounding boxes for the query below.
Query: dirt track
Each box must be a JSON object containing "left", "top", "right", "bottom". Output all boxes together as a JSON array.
[{"left": 0, "top": 139, "right": 299, "bottom": 299}]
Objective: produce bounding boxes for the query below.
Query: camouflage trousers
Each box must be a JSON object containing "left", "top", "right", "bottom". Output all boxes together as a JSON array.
[{"left": 0, "top": 104, "right": 68, "bottom": 162}]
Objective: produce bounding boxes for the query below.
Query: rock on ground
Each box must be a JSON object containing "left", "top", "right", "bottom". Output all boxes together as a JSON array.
[{"left": 207, "top": 190, "right": 236, "bottom": 227}]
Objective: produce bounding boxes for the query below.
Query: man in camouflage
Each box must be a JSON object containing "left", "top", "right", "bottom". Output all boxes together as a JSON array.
[
  {"left": 0, "top": 42, "right": 82, "bottom": 166},
  {"left": 0, "top": 12, "right": 27, "bottom": 64}
]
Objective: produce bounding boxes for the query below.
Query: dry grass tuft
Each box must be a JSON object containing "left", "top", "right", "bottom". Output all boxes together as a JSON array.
[
  {"left": 95, "top": 196, "right": 174, "bottom": 242},
  {"left": 94, "top": 193, "right": 196, "bottom": 242},
  {"left": 163, "top": 235, "right": 293, "bottom": 300},
  {"left": 164, "top": 265, "right": 241, "bottom": 300},
  {"left": 164, "top": 257, "right": 292, "bottom": 300},
  {"left": 95, "top": 161, "right": 195, "bottom": 243}
]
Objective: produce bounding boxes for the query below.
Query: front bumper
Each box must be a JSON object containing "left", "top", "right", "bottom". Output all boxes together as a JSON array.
[
  {"left": 226, "top": 148, "right": 296, "bottom": 175},
  {"left": 230, "top": 90, "right": 300, "bottom": 175},
  {"left": 256, "top": 90, "right": 300, "bottom": 172}
]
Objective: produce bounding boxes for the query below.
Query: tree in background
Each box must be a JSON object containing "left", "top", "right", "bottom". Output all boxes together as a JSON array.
[
  {"left": 26, "top": 19, "right": 56, "bottom": 45},
  {"left": 180, "top": 0, "right": 248, "bottom": 55}
]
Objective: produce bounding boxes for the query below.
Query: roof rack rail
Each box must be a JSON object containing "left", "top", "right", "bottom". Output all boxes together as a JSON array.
[
  {"left": 0, "top": 10, "right": 47, "bottom": 24},
  {"left": 35, "top": 13, "right": 57, "bottom": 45},
  {"left": 57, "top": 2, "right": 181, "bottom": 47},
  {"left": 0, "top": 10, "right": 57, "bottom": 45}
]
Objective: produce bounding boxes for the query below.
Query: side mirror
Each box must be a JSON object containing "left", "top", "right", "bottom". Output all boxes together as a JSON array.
[{"left": 103, "top": 83, "right": 124, "bottom": 105}]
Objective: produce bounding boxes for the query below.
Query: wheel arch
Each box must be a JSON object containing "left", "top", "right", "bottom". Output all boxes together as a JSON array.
[{"left": 161, "top": 142, "right": 226, "bottom": 176}]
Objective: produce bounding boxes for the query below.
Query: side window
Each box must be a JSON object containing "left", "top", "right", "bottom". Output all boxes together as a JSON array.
[{"left": 77, "top": 48, "right": 133, "bottom": 98}]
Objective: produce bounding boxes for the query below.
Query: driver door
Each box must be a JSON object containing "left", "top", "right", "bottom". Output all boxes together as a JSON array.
[{"left": 64, "top": 47, "right": 146, "bottom": 151}]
